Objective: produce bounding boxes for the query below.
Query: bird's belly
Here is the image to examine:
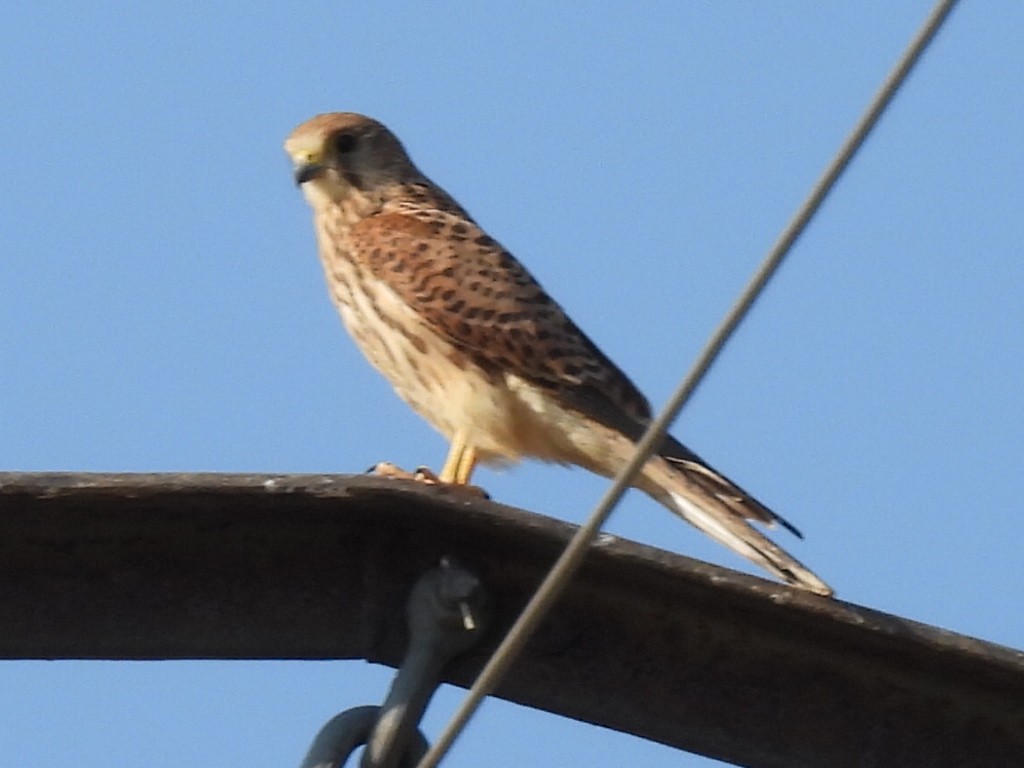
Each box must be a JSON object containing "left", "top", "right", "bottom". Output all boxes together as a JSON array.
[{"left": 333, "top": 284, "right": 531, "bottom": 463}]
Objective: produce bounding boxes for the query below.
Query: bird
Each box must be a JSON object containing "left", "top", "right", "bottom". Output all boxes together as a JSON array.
[{"left": 284, "top": 112, "right": 833, "bottom": 596}]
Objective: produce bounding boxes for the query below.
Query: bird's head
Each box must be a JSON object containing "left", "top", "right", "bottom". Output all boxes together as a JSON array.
[{"left": 284, "top": 112, "right": 417, "bottom": 207}]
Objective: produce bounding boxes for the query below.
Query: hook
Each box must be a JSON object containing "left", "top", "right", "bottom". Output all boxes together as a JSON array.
[{"left": 298, "top": 558, "right": 490, "bottom": 768}]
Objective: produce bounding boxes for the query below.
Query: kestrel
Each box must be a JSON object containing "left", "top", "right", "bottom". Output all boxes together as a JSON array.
[{"left": 285, "top": 112, "right": 832, "bottom": 596}]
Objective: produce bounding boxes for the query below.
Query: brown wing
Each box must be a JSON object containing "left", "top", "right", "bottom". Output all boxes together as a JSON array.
[{"left": 348, "top": 210, "right": 653, "bottom": 427}]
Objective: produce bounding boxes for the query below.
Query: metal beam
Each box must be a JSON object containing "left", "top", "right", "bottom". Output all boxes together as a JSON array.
[{"left": 0, "top": 472, "right": 1021, "bottom": 767}]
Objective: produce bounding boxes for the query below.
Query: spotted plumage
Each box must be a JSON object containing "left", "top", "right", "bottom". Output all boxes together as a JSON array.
[{"left": 285, "top": 112, "right": 832, "bottom": 596}]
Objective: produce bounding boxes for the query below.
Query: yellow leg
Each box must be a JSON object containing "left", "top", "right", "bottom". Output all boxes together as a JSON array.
[
  {"left": 454, "top": 445, "right": 478, "bottom": 485},
  {"left": 438, "top": 430, "right": 468, "bottom": 484}
]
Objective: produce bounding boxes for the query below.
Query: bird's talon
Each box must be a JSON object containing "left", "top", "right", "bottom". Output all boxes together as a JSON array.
[
  {"left": 368, "top": 461, "right": 445, "bottom": 487},
  {"left": 413, "top": 466, "right": 441, "bottom": 483},
  {"left": 369, "top": 461, "right": 419, "bottom": 480}
]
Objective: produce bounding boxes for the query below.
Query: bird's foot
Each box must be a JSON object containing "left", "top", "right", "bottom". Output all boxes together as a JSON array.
[
  {"left": 366, "top": 461, "right": 434, "bottom": 482},
  {"left": 367, "top": 462, "right": 490, "bottom": 499}
]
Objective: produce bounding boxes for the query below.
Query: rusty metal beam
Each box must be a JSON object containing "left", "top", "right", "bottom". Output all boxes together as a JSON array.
[{"left": 0, "top": 472, "right": 1021, "bottom": 767}]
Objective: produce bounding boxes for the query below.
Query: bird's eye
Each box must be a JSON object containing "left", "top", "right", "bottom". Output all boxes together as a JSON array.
[{"left": 332, "top": 132, "right": 358, "bottom": 154}]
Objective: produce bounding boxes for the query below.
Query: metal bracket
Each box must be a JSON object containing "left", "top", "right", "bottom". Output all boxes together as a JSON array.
[{"left": 299, "top": 558, "right": 491, "bottom": 768}]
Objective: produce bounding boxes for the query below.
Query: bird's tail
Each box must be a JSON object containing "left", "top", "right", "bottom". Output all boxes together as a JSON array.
[{"left": 641, "top": 453, "right": 833, "bottom": 596}]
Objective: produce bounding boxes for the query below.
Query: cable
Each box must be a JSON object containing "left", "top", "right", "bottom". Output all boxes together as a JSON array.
[{"left": 414, "top": 2, "right": 960, "bottom": 766}]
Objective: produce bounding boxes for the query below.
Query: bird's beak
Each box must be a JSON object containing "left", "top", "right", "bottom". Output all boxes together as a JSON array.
[{"left": 294, "top": 162, "right": 328, "bottom": 186}]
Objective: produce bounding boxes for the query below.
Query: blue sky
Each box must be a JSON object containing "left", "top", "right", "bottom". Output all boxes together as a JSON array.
[{"left": 2, "top": 2, "right": 1021, "bottom": 766}]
